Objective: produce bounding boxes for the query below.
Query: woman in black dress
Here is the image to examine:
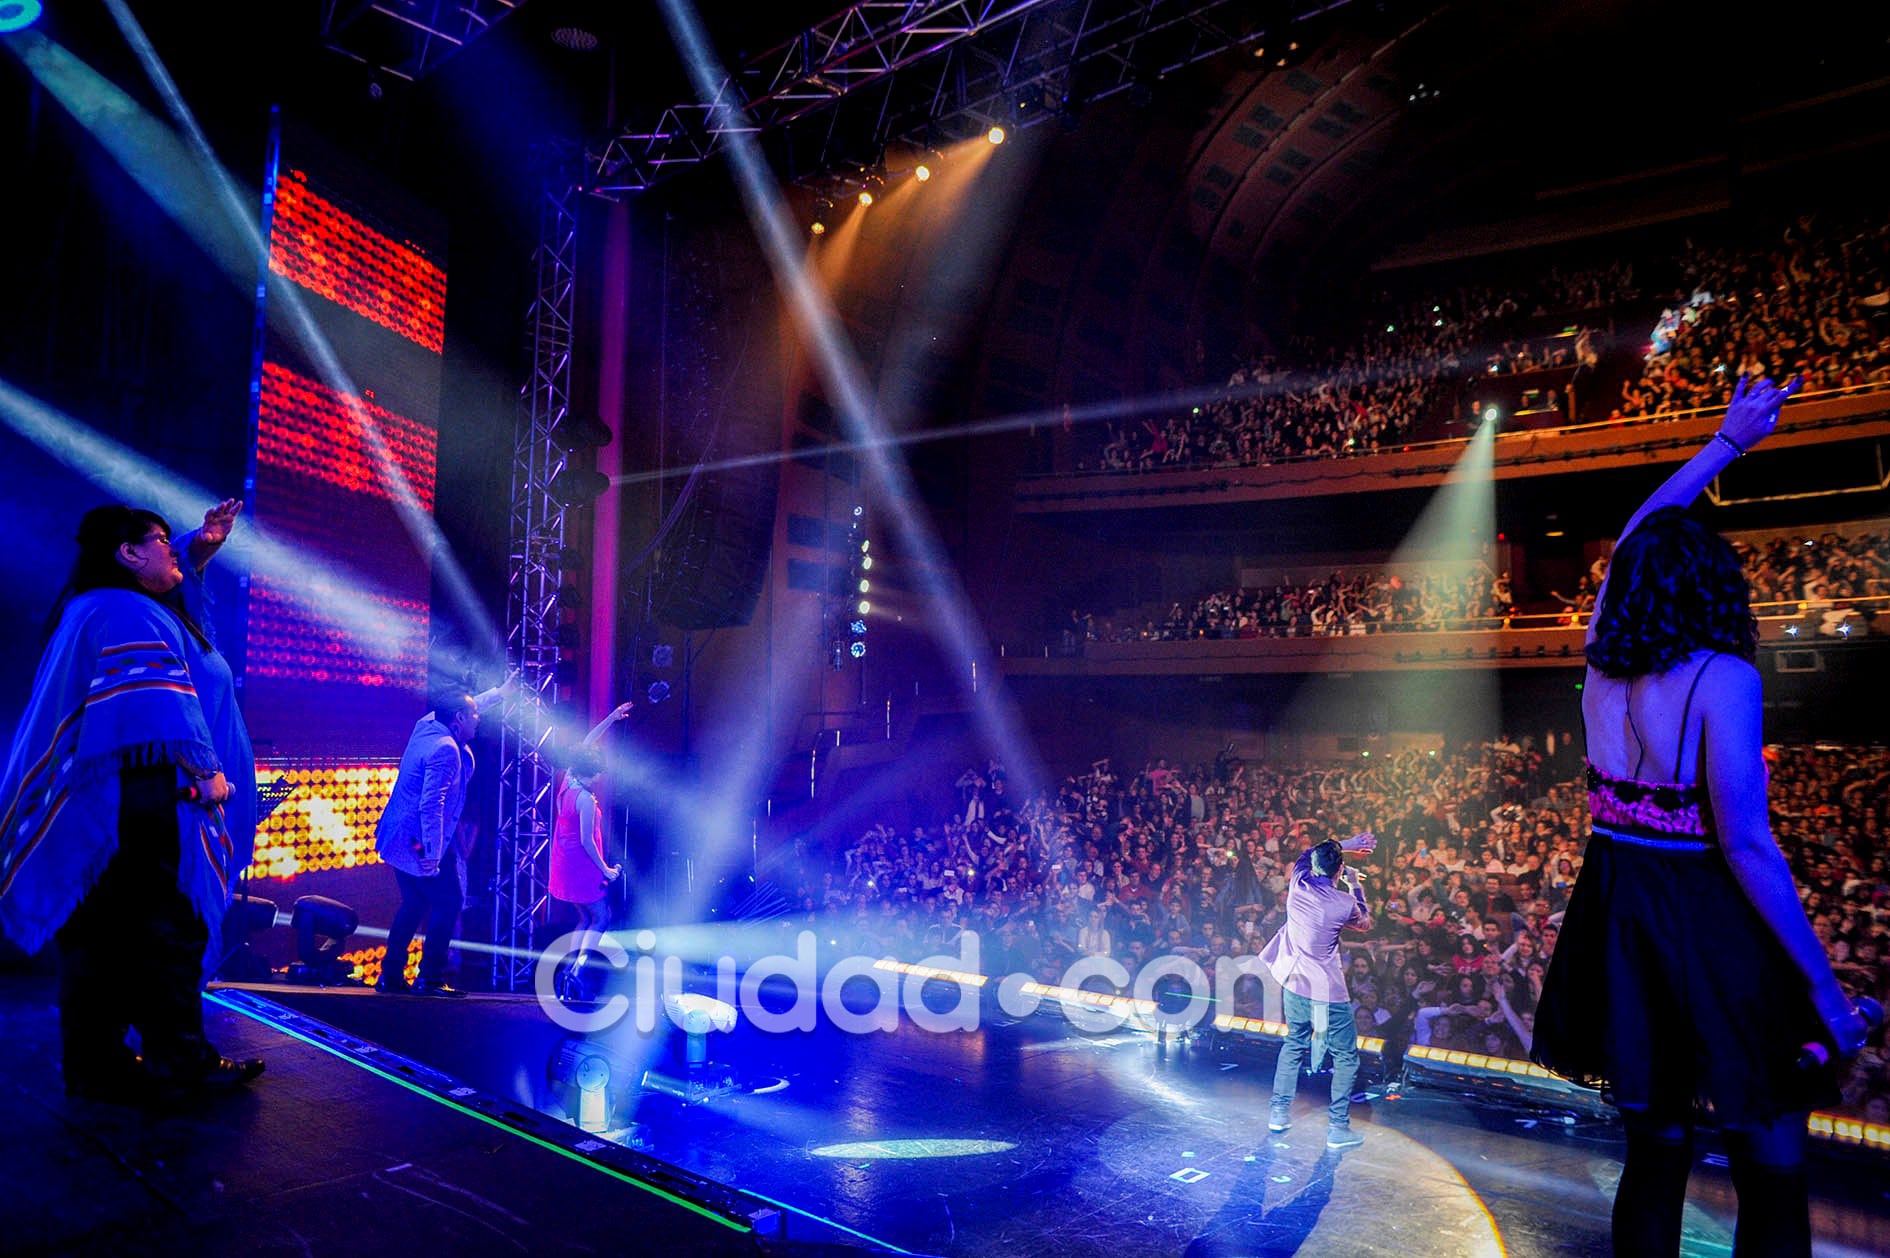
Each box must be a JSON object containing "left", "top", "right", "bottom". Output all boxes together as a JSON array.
[{"left": 1532, "top": 376, "right": 1872, "bottom": 1256}]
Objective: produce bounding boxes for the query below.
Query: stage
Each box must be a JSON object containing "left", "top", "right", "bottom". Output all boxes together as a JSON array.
[{"left": 7, "top": 967, "right": 1885, "bottom": 1257}]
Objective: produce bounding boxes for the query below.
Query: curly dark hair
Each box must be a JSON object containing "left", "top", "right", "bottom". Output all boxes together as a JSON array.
[{"left": 1587, "top": 506, "right": 1756, "bottom": 679}]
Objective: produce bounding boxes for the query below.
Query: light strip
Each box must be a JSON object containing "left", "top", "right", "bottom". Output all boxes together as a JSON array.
[
  {"left": 872, "top": 958, "right": 989, "bottom": 988},
  {"left": 204, "top": 990, "right": 751, "bottom": 1231},
  {"left": 1215, "top": 1014, "right": 1387, "bottom": 1055},
  {"left": 1404, "top": 1044, "right": 1890, "bottom": 1147}
]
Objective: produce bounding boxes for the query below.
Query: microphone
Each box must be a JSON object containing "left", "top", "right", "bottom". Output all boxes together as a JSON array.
[{"left": 1797, "top": 996, "right": 1884, "bottom": 1071}]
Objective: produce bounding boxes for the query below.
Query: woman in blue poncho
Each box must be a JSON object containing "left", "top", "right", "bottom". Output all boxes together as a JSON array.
[{"left": 0, "top": 501, "right": 261, "bottom": 1103}]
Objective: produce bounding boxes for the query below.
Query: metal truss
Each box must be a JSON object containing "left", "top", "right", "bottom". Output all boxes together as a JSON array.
[
  {"left": 492, "top": 148, "right": 578, "bottom": 990},
  {"left": 589, "top": 0, "right": 1347, "bottom": 196},
  {"left": 320, "top": 0, "right": 522, "bottom": 82}
]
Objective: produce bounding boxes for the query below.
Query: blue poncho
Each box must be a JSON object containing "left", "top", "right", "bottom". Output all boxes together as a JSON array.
[{"left": 0, "top": 588, "right": 255, "bottom": 974}]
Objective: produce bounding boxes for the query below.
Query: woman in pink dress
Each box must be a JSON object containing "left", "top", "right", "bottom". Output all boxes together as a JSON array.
[{"left": 550, "top": 703, "right": 633, "bottom": 987}]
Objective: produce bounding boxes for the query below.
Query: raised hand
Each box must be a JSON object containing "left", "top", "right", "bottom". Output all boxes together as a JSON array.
[
  {"left": 1718, "top": 375, "right": 1803, "bottom": 455},
  {"left": 1340, "top": 832, "right": 1377, "bottom": 856},
  {"left": 609, "top": 701, "right": 636, "bottom": 722},
  {"left": 199, "top": 498, "right": 243, "bottom": 546}
]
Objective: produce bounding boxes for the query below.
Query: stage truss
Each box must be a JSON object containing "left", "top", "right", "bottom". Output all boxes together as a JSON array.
[
  {"left": 319, "top": 0, "right": 523, "bottom": 82},
  {"left": 493, "top": 150, "right": 578, "bottom": 990},
  {"left": 587, "top": 0, "right": 1350, "bottom": 196}
]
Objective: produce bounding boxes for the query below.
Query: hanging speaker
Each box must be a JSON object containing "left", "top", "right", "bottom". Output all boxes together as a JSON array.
[{"left": 652, "top": 456, "right": 779, "bottom": 630}]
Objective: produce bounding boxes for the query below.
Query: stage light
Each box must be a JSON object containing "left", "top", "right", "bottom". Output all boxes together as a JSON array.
[
  {"left": 287, "top": 895, "right": 358, "bottom": 985},
  {"left": 1786, "top": 624, "right": 1800, "bottom": 636},
  {"left": 0, "top": 0, "right": 42, "bottom": 34},
  {"left": 858, "top": 600, "right": 871, "bottom": 615},
  {"left": 914, "top": 163, "right": 932, "bottom": 182},
  {"left": 550, "top": 466, "right": 611, "bottom": 507},
  {"left": 810, "top": 220, "right": 827, "bottom": 236},
  {"left": 849, "top": 619, "right": 866, "bottom": 635},
  {"left": 987, "top": 125, "right": 1006, "bottom": 145},
  {"left": 850, "top": 641, "right": 866, "bottom": 659},
  {"left": 861, "top": 539, "right": 870, "bottom": 552},
  {"left": 217, "top": 894, "right": 279, "bottom": 982},
  {"left": 551, "top": 412, "right": 613, "bottom": 453},
  {"left": 861, "top": 555, "right": 872, "bottom": 569},
  {"left": 853, "top": 505, "right": 864, "bottom": 516},
  {"left": 1482, "top": 406, "right": 1500, "bottom": 425},
  {"left": 858, "top": 579, "right": 869, "bottom": 593},
  {"left": 858, "top": 188, "right": 874, "bottom": 207}
]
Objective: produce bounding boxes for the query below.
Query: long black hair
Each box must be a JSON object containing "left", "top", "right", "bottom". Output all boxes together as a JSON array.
[
  {"left": 1587, "top": 505, "right": 1756, "bottom": 679},
  {"left": 42, "top": 505, "right": 205, "bottom": 646}
]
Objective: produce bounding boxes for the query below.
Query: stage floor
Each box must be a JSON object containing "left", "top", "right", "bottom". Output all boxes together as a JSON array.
[{"left": 236, "top": 977, "right": 1890, "bottom": 1258}]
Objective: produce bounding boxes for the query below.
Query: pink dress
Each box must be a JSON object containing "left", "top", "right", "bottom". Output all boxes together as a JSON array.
[{"left": 548, "top": 784, "right": 608, "bottom": 905}]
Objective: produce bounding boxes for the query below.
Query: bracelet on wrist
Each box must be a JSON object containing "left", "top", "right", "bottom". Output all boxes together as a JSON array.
[{"left": 1712, "top": 431, "right": 1745, "bottom": 457}]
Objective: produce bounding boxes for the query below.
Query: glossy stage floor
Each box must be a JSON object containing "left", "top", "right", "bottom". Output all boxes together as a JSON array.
[{"left": 4, "top": 966, "right": 1887, "bottom": 1257}]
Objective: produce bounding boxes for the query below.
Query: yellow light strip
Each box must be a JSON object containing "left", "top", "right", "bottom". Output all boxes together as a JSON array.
[
  {"left": 1020, "top": 980, "right": 1157, "bottom": 1015},
  {"left": 871, "top": 958, "right": 989, "bottom": 988},
  {"left": 1213, "top": 1014, "right": 1385, "bottom": 1054},
  {"left": 1404, "top": 1047, "right": 1890, "bottom": 1147}
]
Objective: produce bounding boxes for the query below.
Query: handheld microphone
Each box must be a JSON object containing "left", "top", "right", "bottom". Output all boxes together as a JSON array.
[{"left": 1796, "top": 996, "right": 1884, "bottom": 1071}]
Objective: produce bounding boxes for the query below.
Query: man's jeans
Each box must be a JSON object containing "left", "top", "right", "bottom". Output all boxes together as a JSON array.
[
  {"left": 385, "top": 862, "right": 464, "bottom": 987},
  {"left": 1270, "top": 988, "right": 1360, "bottom": 1126}
]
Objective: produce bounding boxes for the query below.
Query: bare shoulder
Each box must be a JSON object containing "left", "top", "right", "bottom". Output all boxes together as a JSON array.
[{"left": 1698, "top": 652, "right": 1760, "bottom": 697}]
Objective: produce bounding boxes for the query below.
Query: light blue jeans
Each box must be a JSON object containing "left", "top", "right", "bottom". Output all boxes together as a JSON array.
[{"left": 1270, "top": 989, "right": 1360, "bottom": 1126}]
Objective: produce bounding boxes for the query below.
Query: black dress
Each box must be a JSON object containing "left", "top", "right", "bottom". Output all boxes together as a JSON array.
[{"left": 1532, "top": 668, "right": 1836, "bottom": 1127}]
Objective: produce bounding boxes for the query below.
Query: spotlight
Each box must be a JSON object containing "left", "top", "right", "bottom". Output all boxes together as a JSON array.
[
  {"left": 287, "top": 895, "right": 358, "bottom": 985},
  {"left": 850, "top": 642, "right": 866, "bottom": 659},
  {"left": 849, "top": 619, "right": 867, "bottom": 635},
  {"left": 858, "top": 579, "right": 870, "bottom": 593},
  {"left": 853, "top": 505, "right": 864, "bottom": 516},
  {"left": 1482, "top": 406, "right": 1501, "bottom": 425},
  {"left": 858, "top": 600, "right": 871, "bottom": 615},
  {"left": 0, "top": 0, "right": 43, "bottom": 34},
  {"left": 550, "top": 466, "right": 611, "bottom": 507},
  {"left": 811, "top": 220, "right": 827, "bottom": 236},
  {"left": 987, "top": 125, "right": 1006, "bottom": 145},
  {"left": 914, "top": 163, "right": 932, "bottom": 182},
  {"left": 858, "top": 189, "right": 874, "bottom": 207},
  {"left": 217, "top": 894, "right": 279, "bottom": 982},
  {"left": 861, "top": 556, "right": 872, "bottom": 569},
  {"left": 551, "top": 413, "right": 613, "bottom": 453}
]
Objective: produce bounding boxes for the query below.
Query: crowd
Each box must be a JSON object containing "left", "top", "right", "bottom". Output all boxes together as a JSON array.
[
  {"left": 1092, "top": 566, "right": 1516, "bottom": 642},
  {"left": 1736, "top": 526, "right": 1890, "bottom": 607},
  {"left": 786, "top": 738, "right": 1888, "bottom": 1120},
  {"left": 1093, "top": 263, "right": 1640, "bottom": 472},
  {"left": 1613, "top": 210, "right": 1890, "bottom": 420},
  {"left": 1062, "top": 523, "right": 1888, "bottom": 648}
]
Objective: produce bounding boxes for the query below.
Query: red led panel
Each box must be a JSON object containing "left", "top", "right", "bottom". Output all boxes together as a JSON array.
[
  {"left": 256, "top": 361, "right": 437, "bottom": 509},
  {"left": 246, "top": 576, "right": 429, "bottom": 690},
  {"left": 269, "top": 171, "right": 447, "bottom": 353}
]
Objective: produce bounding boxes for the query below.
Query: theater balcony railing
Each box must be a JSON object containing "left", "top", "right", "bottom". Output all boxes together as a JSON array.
[
  {"left": 998, "top": 600, "right": 1885, "bottom": 677},
  {"left": 1017, "top": 385, "right": 1890, "bottom": 514}
]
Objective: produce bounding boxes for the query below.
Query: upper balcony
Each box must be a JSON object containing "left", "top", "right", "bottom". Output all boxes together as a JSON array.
[{"left": 1016, "top": 385, "right": 1890, "bottom": 515}]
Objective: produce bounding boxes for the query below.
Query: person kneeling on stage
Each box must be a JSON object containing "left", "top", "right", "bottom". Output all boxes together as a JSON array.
[
  {"left": 1259, "top": 831, "right": 1376, "bottom": 1150},
  {"left": 374, "top": 676, "right": 515, "bottom": 996}
]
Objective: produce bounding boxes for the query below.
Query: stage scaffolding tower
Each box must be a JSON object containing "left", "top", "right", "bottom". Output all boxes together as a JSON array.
[{"left": 493, "top": 150, "right": 579, "bottom": 990}]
